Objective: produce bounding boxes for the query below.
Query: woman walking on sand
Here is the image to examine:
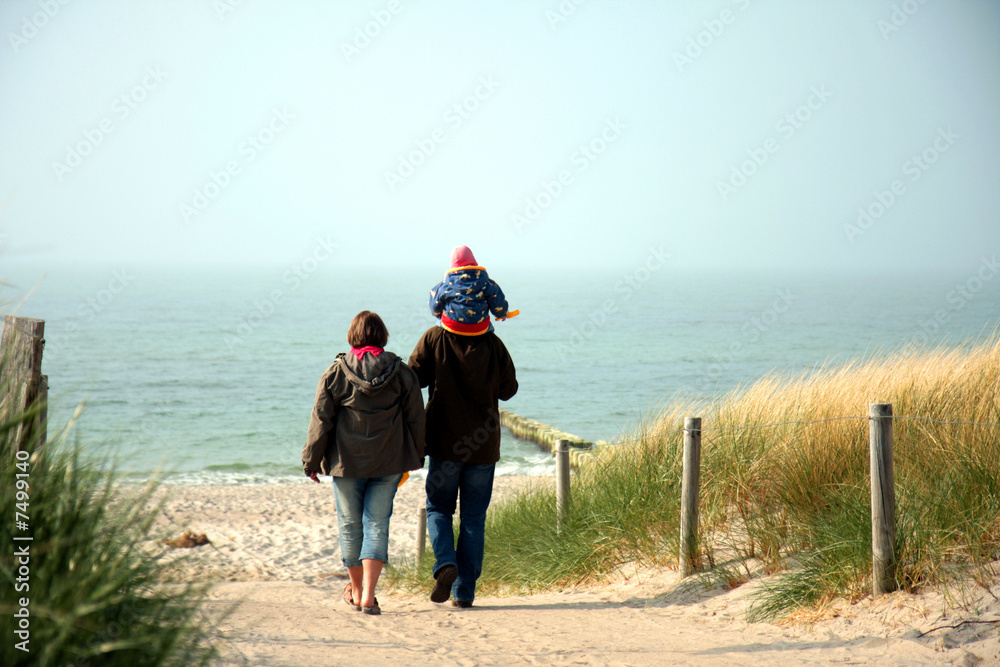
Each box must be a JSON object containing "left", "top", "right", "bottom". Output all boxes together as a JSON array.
[{"left": 302, "top": 310, "right": 425, "bottom": 615}]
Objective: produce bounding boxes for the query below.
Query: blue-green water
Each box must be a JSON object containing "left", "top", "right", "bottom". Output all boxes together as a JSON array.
[{"left": 8, "top": 265, "right": 999, "bottom": 484}]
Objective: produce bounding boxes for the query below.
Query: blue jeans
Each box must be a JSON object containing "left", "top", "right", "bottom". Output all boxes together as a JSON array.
[
  {"left": 425, "top": 457, "right": 495, "bottom": 603},
  {"left": 333, "top": 474, "right": 403, "bottom": 567}
]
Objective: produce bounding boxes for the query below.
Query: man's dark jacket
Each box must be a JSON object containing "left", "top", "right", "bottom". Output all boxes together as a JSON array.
[{"left": 408, "top": 327, "right": 518, "bottom": 464}]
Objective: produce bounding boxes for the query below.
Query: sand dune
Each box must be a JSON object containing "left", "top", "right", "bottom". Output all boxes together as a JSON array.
[{"left": 146, "top": 479, "right": 1000, "bottom": 666}]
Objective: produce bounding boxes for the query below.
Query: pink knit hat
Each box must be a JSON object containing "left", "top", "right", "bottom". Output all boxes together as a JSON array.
[{"left": 449, "top": 245, "right": 478, "bottom": 268}]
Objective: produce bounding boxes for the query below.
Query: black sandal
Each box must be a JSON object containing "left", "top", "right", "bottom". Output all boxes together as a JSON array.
[
  {"left": 361, "top": 597, "right": 381, "bottom": 615},
  {"left": 343, "top": 584, "right": 361, "bottom": 611}
]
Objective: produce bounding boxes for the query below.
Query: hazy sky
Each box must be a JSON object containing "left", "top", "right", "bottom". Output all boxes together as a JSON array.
[{"left": 1, "top": 0, "right": 997, "bottom": 273}]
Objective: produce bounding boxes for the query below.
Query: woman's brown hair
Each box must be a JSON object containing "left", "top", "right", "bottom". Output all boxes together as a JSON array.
[{"left": 347, "top": 310, "right": 388, "bottom": 348}]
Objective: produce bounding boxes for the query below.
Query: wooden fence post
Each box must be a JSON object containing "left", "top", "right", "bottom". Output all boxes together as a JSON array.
[
  {"left": 416, "top": 505, "right": 427, "bottom": 566},
  {"left": 555, "top": 439, "right": 570, "bottom": 532},
  {"left": 1, "top": 316, "right": 46, "bottom": 452},
  {"left": 869, "top": 403, "right": 896, "bottom": 596},
  {"left": 679, "top": 417, "right": 702, "bottom": 576}
]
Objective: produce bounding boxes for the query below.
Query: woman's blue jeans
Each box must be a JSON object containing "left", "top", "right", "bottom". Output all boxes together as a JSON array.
[
  {"left": 425, "top": 457, "right": 495, "bottom": 603},
  {"left": 333, "top": 474, "right": 402, "bottom": 567}
]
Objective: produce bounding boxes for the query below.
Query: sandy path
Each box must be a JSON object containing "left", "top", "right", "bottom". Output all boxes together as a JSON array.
[
  {"left": 202, "top": 574, "right": 999, "bottom": 666},
  {"left": 143, "top": 480, "right": 1000, "bottom": 666}
]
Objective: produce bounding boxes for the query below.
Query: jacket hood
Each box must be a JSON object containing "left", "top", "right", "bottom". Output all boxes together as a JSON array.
[
  {"left": 337, "top": 351, "right": 401, "bottom": 395},
  {"left": 450, "top": 245, "right": 477, "bottom": 268}
]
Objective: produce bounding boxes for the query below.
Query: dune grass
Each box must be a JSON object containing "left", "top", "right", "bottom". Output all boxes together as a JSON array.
[
  {"left": 395, "top": 337, "right": 1000, "bottom": 619},
  {"left": 0, "top": 404, "right": 220, "bottom": 665}
]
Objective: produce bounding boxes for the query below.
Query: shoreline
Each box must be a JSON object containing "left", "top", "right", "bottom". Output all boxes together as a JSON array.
[{"left": 115, "top": 456, "right": 556, "bottom": 488}]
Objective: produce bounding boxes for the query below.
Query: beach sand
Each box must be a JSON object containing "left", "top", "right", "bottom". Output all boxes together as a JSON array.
[{"left": 144, "top": 478, "right": 1000, "bottom": 666}]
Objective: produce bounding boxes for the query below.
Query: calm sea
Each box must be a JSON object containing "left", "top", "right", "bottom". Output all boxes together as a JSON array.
[{"left": 8, "top": 264, "right": 999, "bottom": 484}]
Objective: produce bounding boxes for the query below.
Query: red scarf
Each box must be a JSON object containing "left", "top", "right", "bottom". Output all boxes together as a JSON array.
[{"left": 349, "top": 346, "right": 383, "bottom": 360}]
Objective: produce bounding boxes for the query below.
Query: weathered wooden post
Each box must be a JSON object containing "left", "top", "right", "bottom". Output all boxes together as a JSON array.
[
  {"left": 555, "top": 439, "right": 571, "bottom": 532},
  {"left": 1, "top": 316, "right": 47, "bottom": 452},
  {"left": 679, "top": 417, "right": 702, "bottom": 576},
  {"left": 416, "top": 505, "right": 427, "bottom": 565},
  {"left": 869, "top": 403, "right": 896, "bottom": 596}
]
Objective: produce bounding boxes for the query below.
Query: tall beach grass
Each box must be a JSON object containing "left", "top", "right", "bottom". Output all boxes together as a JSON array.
[
  {"left": 1, "top": 398, "right": 220, "bottom": 665},
  {"left": 413, "top": 337, "right": 1000, "bottom": 618}
]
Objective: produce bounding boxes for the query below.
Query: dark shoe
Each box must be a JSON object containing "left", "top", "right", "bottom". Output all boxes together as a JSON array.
[
  {"left": 361, "top": 597, "right": 381, "bottom": 615},
  {"left": 343, "top": 584, "right": 361, "bottom": 611},
  {"left": 451, "top": 600, "right": 472, "bottom": 608},
  {"left": 430, "top": 565, "right": 458, "bottom": 603}
]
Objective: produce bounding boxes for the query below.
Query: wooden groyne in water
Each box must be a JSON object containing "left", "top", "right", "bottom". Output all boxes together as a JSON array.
[{"left": 499, "top": 408, "right": 604, "bottom": 468}]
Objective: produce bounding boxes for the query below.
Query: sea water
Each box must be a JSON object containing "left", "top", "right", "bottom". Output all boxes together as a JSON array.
[{"left": 8, "top": 265, "right": 999, "bottom": 484}]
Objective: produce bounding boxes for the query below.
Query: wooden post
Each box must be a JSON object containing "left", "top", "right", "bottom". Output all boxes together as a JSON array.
[
  {"left": 869, "top": 403, "right": 896, "bottom": 596},
  {"left": 1, "top": 316, "right": 46, "bottom": 452},
  {"left": 416, "top": 505, "right": 427, "bottom": 566},
  {"left": 555, "top": 439, "right": 570, "bottom": 532},
  {"left": 679, "top": 417, "right": 702, "bottom": 576}
]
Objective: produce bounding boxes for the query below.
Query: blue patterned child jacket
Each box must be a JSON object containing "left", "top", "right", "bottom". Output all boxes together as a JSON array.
[{"left": 429, "top": 266, "right": 509, "bottom": 335}]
